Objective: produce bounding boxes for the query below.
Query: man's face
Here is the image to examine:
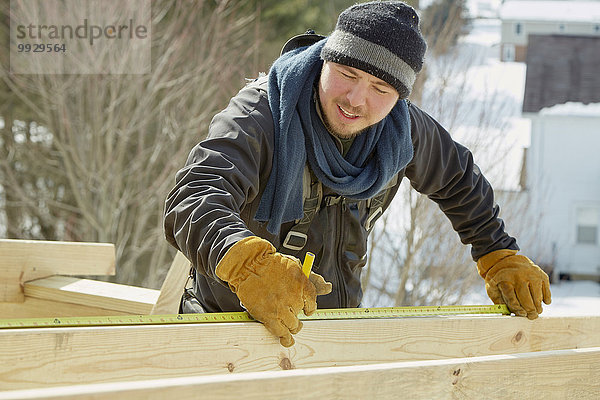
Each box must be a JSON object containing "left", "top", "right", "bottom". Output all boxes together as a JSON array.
[{"left": 317, "top": 61, "right": 400, "bottom": 139}]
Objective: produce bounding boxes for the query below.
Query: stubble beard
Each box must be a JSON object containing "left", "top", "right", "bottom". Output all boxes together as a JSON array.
[{"left": 316, "top": 98, "right": 369, "bottom": 140}]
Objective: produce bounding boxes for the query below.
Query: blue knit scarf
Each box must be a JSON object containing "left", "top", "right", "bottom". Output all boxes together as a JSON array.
[{"left": 255, "top": 39, "right": 413, "bottom": 234}]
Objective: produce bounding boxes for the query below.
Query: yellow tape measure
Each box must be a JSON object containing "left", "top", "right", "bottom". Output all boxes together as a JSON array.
[{"left": 0, "top": 304, "right": 509, "bottom": 329}]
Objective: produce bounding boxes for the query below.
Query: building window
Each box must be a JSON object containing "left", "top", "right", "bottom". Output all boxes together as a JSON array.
[
  {"left": 595, "top": 25, "right": 600, "bottom": 33},
  {"left": 515, "top": 23, "right": 522, "bottom": 35},
  {"left": 576, "top": 207, "right": 599, "bottom": 245},
  {"left": 559, "top": 24, "right": 565, "bottom": 32},
  {"left": 503, "top": 44, "right": 515, "bottom": 62}
]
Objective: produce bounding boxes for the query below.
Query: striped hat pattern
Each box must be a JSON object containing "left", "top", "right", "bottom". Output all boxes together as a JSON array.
[{"left": 321, "top": 1, "right": 427, "bottom": 99}]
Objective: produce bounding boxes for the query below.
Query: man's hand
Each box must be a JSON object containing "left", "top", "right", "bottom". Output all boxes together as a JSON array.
[
  {"left": 216, "top": 236, "right": 332, "bottom": 347},
  {"left": 477, "top": 249, "right": 551, "bottom": 319}
]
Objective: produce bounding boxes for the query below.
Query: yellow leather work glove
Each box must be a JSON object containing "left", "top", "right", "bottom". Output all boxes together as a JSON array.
[
  {"left": 216, "top": 236, "right": 332, "bottom": 347},
  {"left": 477, "top": 249, "right": 552, "bottom": 320}
]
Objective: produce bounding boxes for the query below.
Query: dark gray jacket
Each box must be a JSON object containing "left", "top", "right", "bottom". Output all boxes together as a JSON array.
[{"left": 163, "top": 76, "right": 518, "bottom": 312}]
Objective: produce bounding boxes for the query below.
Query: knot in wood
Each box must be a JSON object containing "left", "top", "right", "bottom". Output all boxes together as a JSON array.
[
  {"left": 452, "top": 368, "right": 462, "bottom": 386},
  {"left": 279, "top": 357, "right": 293, "bottom": 370},
  {"left": 512, "top": 330, "right": 524, "bottom": 344}
]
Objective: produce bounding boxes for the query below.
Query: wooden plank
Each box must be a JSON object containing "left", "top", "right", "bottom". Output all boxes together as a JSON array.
[
  {"left": 24, "top": 276, "right": 159, "bottom": 315},
  {"left": 150, "top": 251, "right": 190, "bottom": 315},
  {"left": 0, "top": 315, "right": 598, "bottom": 390},
  {"left": 0, "top": 297, "right": 133, "bottom": 318},
  {"left": 1, "top": 347, "right": 598, "bottom": 399},
  {"left": 0, "top": 239, "right": 115, "bottom": 302}
]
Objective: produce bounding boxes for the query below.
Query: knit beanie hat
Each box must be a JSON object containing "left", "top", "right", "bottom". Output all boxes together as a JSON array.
[{"left": 321, "top": 1, "right": 427, "bottom": 99}]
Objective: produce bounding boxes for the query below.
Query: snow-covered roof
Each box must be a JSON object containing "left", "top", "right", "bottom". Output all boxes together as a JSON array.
[
  {"left": 499, "top": 1, "right": 600, "bottom": 23},
  {"left": 539, "top": 102, "right": 600, "bottom": 116}
]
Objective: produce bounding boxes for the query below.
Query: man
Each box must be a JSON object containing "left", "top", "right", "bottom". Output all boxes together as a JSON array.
[{"left": 164, "top": 1, "right": 551, "bottom": 347}]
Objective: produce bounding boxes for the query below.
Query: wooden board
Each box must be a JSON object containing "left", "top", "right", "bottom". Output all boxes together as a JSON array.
[
  {"left": 0, "top": 297, "right": 133, "bottom": 318},
  {"left": 150, "top": 251, "right": 190, "bottom": 315},
  {"left": 0, "top": 239, "right": 115, "bottom": 302},
  {"left": 0, "top": 315, "right": 598, "bottom": 390},
  {"left": 1, "top": 347, "right": 598, "bottom": 399},
  {"left": 24, "top": 276, "right": 159, "bottom": 315}
]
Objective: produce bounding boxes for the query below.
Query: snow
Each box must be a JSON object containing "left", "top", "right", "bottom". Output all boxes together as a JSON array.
[
  {"left": 540, "top": 102, "right": 600, "bottom": 116},
  {"left": 418, "top": 0, "right": 437, "bottom": 10},
  {"left": 463, "top": 280, "right": 600, "bottom": 316},
  {"left": 545, "top": 281, "right": 600, "bottom": 316},
  {"left": 461, "top": 18, "right": 502, "bottom": 46},
  {"left": 446, "top": 18, "right": 600, "bottom": 313},
  {"left": 456, "top": 20, "right": 525, "bottom": 105},
  {"left": 499, "top": 1, "right": 600, "bottom": 23},
  {"left": 466, "top": 0, "right": 502, "bottom": 19},
  {"left": 421, "top": 18, "right": 530, "bottom": 190},
  {"left": 420, "top": 0, "right": 502, "bottom": 19}
]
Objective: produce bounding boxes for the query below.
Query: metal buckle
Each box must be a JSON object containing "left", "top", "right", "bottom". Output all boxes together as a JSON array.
[
  {"left": 365, "top": 207, "right": 383, "bottom": 231},
  {"left": 323, "top": 195, "right": 342, "bottom": 206},
  {"left": 282, "top": 230, "right": 308, "bottom": 251}
]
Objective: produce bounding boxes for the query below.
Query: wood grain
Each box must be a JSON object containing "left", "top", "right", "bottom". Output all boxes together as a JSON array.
[
  {"left": 1, "top": 347, "right": 598, "bottom": 399},
  {"left": 150, "top": 251, "right": 190, "bottom": 315},
  {"left": 0, "top": 315, "right": 598, "bottom": 390},
  {"left": 23, "top": 276, "right": 158, "bottom": 315},
  {"left": 0, "top": 297, "right": 132, "bottom": 318},
  {"left": 0, "top": 239, "right": 115, "bottom": 302}
]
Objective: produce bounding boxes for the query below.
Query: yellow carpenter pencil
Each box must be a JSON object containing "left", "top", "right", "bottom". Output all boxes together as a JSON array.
[{"left": 302, "top": 252, "right": 315, "bottom": 278}]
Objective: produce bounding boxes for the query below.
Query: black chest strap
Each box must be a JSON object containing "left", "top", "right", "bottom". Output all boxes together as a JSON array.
[
  {"left": 281, "top": 167, "right": 398, "bottom": 252},
  {"left": 281, "top": 166, "right": 322, "bottom": 252}
]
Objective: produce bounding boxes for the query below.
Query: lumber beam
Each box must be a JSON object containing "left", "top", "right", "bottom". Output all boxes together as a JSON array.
[
  {"left": 23, "top": 276, "right": 159, "bottom": 315},
  {"left": 0, "top": 239, "right": 115, "bottom": 302},
  {"left": 1, "top": 347, "right": 598, "bottom": 399},
  {"left": 0, "top": 315, "right": 598, "bottom": 390},
  {"left": 0, "top": 297, "right": 133, "bottom": 318},
  {"left": 150, "top": 251, "right": 190, "bottom": 315}
]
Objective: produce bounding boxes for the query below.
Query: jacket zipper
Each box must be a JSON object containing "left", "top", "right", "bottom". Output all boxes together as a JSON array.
[{"left": 335, "top": 199, "right": 348, "bottom": 307}]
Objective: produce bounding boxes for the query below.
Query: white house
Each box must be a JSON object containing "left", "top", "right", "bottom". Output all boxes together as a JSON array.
[
  {"left": 499, "top": 0, "right": 600, "bottom": 61},
  {"left": 415, "top": 16, "right": 600, "bottom": 280},
  {"left": 518, "top": 32, "right": 600, "bottom": 279},
  {"left": 525, "top": 103, "right": 600, "bottom": 279}
]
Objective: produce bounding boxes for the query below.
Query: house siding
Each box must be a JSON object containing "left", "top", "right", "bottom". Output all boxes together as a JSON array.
[
  {"left": 525, "top": 112, "right": 600, "bottom": 277},
  {"left": 523, "top": 35, "right": 600, "bottom": 113}
]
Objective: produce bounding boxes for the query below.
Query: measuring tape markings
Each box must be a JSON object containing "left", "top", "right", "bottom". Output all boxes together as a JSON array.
[{"left": 0, "top": 305, "right": 509, "bottom": 329}]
